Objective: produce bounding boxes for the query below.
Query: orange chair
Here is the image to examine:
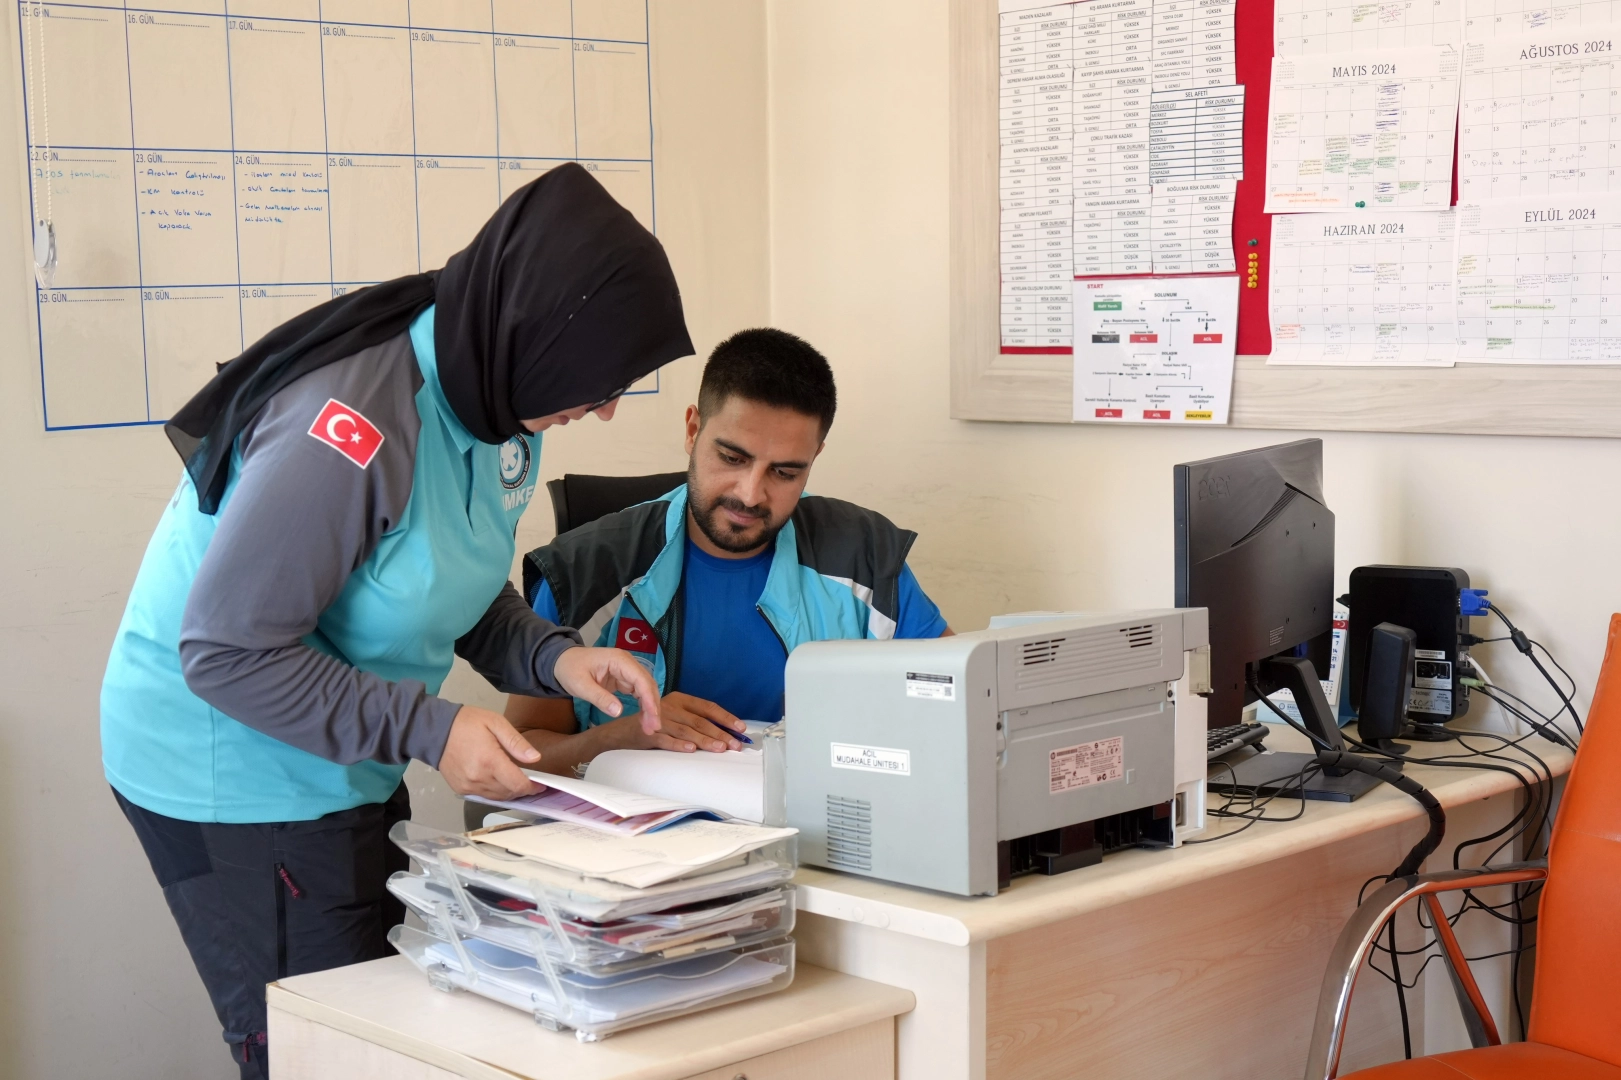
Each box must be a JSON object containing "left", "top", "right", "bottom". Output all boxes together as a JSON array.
[{"left": 1305, "top": 613, "right": 1621, "bottom": 1080}]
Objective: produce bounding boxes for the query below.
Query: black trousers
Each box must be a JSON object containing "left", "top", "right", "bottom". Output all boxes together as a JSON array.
[{"left": 114, "top": 784, "right": 411, "bottom": 1080}]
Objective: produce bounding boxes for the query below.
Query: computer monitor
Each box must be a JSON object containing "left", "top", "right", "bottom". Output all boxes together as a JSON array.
[{"left": 1175, "top": 439, "right": 1386, "bottom": 800}]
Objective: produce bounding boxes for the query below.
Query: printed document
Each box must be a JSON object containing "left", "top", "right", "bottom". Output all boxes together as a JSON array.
[
  {"left": 1270, "top": 210, "right": 1458, "bottom": 365},
  {"left": 1072, "top": 275, "right": 1239, "bottom": 422},
  {"left": 1455, "top": 194, "right": 1621, "bottom": 361},
  {"left": 1266, "top": 46, "right": 1461, "bottom": 212},
  {"left": 1459, "top": 27, "right": 1621, "bottom": 203}
]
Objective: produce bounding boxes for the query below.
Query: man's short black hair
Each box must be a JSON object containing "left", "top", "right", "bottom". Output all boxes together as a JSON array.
[{"left": 697, "top": 328, "right": 837, "bottom": 436}]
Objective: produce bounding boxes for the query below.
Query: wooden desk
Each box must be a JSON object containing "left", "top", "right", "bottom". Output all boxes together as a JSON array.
[
  {"left": 267, "top": 959, "right": 915, "bottom": 1080},
  {"left": 791, "top": 726, "right": 1572, "bottom": 1080}
]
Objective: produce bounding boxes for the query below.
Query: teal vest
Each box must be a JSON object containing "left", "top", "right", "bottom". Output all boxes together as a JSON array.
[
  {"left": 101, "top": 307, "right": 541, "bottom": 823},
  {"left": 526, "top": 487, "right": 913, "bottom": 729}
]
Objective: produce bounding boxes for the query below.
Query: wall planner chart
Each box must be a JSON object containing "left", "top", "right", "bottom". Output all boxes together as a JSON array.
[
  {"left": 16, "top": 0, "right": 656, "bottom": 432},
  {"left": 995, "top": 0, "right": 1621, "bottom": 425}
]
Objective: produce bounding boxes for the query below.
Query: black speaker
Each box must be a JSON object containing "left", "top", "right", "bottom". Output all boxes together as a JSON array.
[{"left": 1360, "top": 622, "right": 1417, "bottom": 751}]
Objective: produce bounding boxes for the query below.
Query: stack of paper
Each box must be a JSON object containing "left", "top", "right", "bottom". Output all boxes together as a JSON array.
[
  {"left": 583, "top": 722, "right": 778, "bottom": 824},
  {"left": 386, "top": 817, "right": 799, "bottom": 1037}
]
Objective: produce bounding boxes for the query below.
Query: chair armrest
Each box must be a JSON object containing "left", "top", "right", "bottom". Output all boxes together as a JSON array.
[{"left": 1305, "top": 860, "right": 1548, "bottom": 1080}]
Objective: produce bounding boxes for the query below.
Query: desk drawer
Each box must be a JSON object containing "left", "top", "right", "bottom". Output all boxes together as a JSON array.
[{"left": 681, "top": 1017, "right": 894, "bottom": 1080}]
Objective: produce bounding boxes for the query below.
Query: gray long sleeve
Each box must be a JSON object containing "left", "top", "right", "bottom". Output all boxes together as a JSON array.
[
  {"left": 456, "top": 582, "right": 581, "bottom": 696},
  {"left": 177, "top": 334, "right": 576, "bottom": 769}
]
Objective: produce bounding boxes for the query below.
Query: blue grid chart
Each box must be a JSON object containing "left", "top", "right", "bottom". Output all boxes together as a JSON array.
[{"left": 17, "top": 0, "right": 657, "bottom": 432}]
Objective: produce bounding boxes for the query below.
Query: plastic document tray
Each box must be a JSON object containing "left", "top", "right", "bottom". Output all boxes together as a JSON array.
[
  {"left": 388, "top": 870, "right": 796, "bottom": 977},
  {"left": 389, "top": 820, "right": 797, "bottom": 924},
  {"left": 390, "top": 922, "right": 795, "bottom": 1040}
]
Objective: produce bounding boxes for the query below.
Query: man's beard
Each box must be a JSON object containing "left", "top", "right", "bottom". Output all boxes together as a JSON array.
[{"left": 687, "top": 461, "right": 785, "bottom": 554}]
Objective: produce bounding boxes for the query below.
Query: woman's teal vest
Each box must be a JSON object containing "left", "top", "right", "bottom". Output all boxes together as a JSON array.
[{"left": 101, "top": 307, "right": 541, "bottom": 823}]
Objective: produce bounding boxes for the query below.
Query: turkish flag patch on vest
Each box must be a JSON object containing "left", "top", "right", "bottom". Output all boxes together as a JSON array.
[
  {"left": 308, "top": 398, "right": 385, "bottom": 469},
  {"left": 615, "top": 617, "right": 658, "bottom": 654}
]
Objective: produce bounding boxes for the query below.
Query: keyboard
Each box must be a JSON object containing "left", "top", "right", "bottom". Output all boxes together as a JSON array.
[{"left": 1207, "top": 722, "right": 1269, "bottom": 760}]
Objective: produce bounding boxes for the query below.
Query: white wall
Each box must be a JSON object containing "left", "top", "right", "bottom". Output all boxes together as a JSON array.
[
  {"left": 762, "top": 0, "right": 1616, "bottom": 732},
  {"left": 0, "top": 3, "right": 766, "bottom": 1076},
  {"left": 2, "top": 1, "right": 1613, "bottom": 1076}
]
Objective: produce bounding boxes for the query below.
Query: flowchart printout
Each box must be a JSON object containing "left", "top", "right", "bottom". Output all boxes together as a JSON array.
[
  {"left": 1455, "top": 194, "right": 1621, "bottom": 361},
  {"left": 1464, "top": 0, "right": 1621, "bottom": 39},
  {"left": 1459, "top": 27, "right": 1621, "bottom": 203},
  {"left": 1270, "top": 210, "right": 1458, "bottom": 364},
  {"left": 18, "top": 1, "right": 656, "bottom": 431},
  {"left": 1001, "top": 0, "right": 1076, "bottom": 348},
  {"left": 1265, "top": 46, "right": 1461, "bottom": 211},
  {"left": 1275, "top": 0, "right": 1463, "bottom": 55},
  {"left": 1072, "top": 275, "right": 1239, "bottom": 422}
]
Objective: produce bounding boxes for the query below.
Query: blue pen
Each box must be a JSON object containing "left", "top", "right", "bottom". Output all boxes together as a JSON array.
[{"left": 723, "top": 722, "right": 754, "bottom": 745}]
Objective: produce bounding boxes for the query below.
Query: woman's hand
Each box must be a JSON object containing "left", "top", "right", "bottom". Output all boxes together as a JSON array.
[
  {"left": 552, "top": 646, "right": 665, "bottom": 735},
  {"left": 596, "top": 692, "right": 745, "bottom": 754},
  {"left": 439, "top": 705, "right": 542, "bottom": 800}
]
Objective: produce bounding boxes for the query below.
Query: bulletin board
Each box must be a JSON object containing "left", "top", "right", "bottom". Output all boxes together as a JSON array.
[
  {"left": 952, "top": 0, "right": 1621, "bottom": 438},
  {"left": 15, "top": 0, "right": 661, "bottom": 434}
]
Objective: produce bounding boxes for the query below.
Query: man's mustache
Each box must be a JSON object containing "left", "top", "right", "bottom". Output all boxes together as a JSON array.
[{"left": 710, "top": 497, "right": 768, "bottom": 522}]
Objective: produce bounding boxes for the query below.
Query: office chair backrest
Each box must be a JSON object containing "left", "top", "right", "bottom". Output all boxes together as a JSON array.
[
  {"left": 546, "top": 471, "right": 687, "bottom": 536},
  {"left": 1527, "top": 612, "right": 1621, "bottom": 1066}
]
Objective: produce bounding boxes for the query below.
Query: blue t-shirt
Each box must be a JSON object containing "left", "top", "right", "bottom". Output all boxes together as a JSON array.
[{"left": 531, "top": 545, "right": 948, "bottom": 723}]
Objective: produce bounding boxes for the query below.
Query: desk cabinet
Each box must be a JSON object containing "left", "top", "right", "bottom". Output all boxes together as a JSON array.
[{"left": 265, "top": 959, "right": 911, "bottom": 1080}]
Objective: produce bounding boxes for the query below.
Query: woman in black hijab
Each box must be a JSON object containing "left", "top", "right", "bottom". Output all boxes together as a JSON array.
[{"left": 101, "top": 164, "right": 688, "bottom": 1080}]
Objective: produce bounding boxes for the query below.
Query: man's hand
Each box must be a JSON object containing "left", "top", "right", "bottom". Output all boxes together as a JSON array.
[
  {"left": 602, "top": 692, "right": 746, "bottom": 754},
  {"left": 439, "top": 705, "right": 541, "bottom": 800},
  {"left": 553, "top": 646, "right": 664, "bottom": 735}
]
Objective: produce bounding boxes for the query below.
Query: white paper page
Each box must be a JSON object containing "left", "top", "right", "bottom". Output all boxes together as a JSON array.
[
  {"left": 1150, "top": 181, "right": 1238, "bottom": 272},
  {"left": 1265, "top": 46, "right": 1461, "bottom": 212},
  {"left": 1072, "top": 275, "right": 1239, "bottom": 422},
  {"left": 425, "top": 938, "right": 785, "bottom": 1023},
  {"left": 1464, "top": 0, "right": 1621, "bottom": 39},
  {"left": 1269, "top": 210, "right": 1458, "bottom": 364},
  {"left": 1276, "top": 0, "right": 1463, "bottom": 54},
  {"left": 450, "top": 843, "right": 782, "bottom": 911},
  {"left": 481, "top": 819, "right": 798, "bottom": 888},
  {"left": 519, "top": 773, "right": 709, "bottom": 819},
  {"left": 585, "top": 746, "right": 766, "bottom": 824},
  {"left": 1455, "top": 194, "right": 1621, "bottom": 361},
  {"left": 1152, "top": 0, "right": 1238, "bottom": 91},
  {"left": 1459, "top": 29, "right": 1621, "bottom": 204},
  {"left": 1001, "top": 0, "right": 1077, "bottom": 348},
  {"left": 1149, "top": 86, "right": 1247, "bottom": 184},
  {"left": 1072, "top": 0, "right": 1154, "bottom": 278}
]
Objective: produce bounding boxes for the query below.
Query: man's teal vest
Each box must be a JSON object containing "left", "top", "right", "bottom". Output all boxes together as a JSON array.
[
  {"left": 101, "top": 307, "right": 541, "bottom": 824},
  {"left": 523, "top": 486, "right": 916, "bottom": 729}
]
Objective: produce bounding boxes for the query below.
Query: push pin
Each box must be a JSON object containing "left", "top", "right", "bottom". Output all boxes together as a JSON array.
[
  {"left": 1248, "top": 238, "right": 1258, "bottom": 246},
  {"left": 1355, "top": 200, "right": 1366, "bottom": 208}
]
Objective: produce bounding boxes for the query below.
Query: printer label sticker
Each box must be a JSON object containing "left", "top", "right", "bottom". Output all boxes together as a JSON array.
[
  {"left": 831, "top": 743, "right": 912, "bottom": 776},
  {"left": 905, "top": 672, "right": 955, "bottom": 701},
  {"left": 1049, "top": 737, "right": 1124, "bottom": 794}
]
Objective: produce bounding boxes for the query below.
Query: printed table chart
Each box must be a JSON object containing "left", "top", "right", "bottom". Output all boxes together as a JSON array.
[
  {"left": 1000, "top": 2, "right": 1076, "bottom": 348},
  {"left": 19, "top": 0, "right": 655, "bottom": 430}
]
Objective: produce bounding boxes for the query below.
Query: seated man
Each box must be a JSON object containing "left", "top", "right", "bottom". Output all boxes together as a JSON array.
[{"left": 506, "top": 327, "right": 951, "bottom": 771}]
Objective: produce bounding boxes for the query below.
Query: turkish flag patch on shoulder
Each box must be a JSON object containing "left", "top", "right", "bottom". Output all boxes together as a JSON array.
[
  {"left": 308, "top": 398, "right": 385, "bottom": 469},
  {"left": 615, "top": 617, "right": 658, "bottom": 654}
]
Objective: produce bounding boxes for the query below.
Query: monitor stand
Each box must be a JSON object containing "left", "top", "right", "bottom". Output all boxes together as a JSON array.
[{"left": 1208, "top": 747, "right": 1402, "bottom": 803}]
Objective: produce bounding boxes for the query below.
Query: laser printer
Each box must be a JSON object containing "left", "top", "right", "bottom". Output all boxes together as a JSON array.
[{"left": 784, "top": 609, "right": 1211, "bottom": 896}]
